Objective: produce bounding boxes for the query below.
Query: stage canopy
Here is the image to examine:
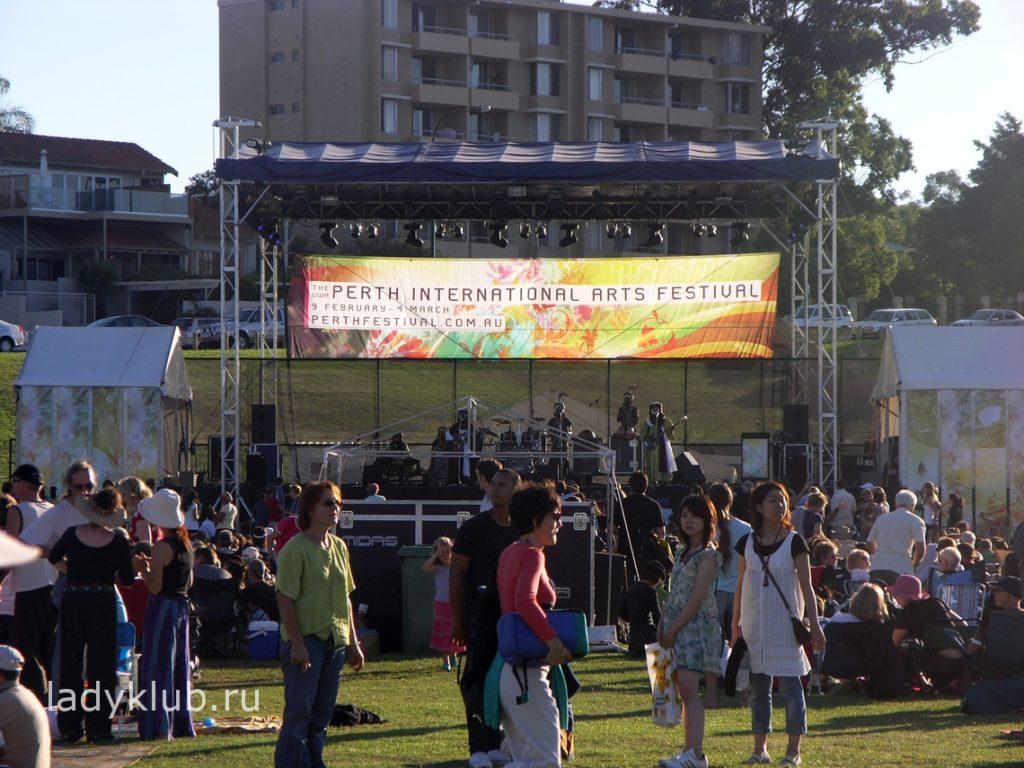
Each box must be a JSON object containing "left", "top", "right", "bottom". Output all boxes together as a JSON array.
[
  {"left": 871, "top": 326, "right": 1024, "bottom": 534},
  {"left": 216, "top": 140, "right": 839, "bottom": 186}
]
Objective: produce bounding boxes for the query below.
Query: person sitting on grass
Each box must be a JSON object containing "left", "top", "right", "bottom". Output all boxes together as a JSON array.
[
  {"left": 619, "top": 560, "right": 665, "bottom": 658},
  {"left": 888, "top": 574, "right": 965, "bottom": 692}
]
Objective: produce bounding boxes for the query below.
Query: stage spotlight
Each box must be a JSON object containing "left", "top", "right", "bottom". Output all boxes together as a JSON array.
[
  {"left": 434, "top": 221, "right": 446, "bottom": 239},
  {"left": 256, "top": 221, "right": 281, "bottom": 247},
  {"left": 705, "top": 223, "right": 718, "bottom": 238},
  {"left": 489, "top": 222, "right": 509, "bottom": 248},
  {"left": 535, "top": 221, "right": 548, "bottom": 239},
  {"left": 349, "top": 222, "right": 363, "bottom": 238},
  {"left": 689, "top": 222, "right": 702, "bottom": 238},
  {"left": 788, "top": 216, "right": 813, "bottom": 244},
  {"left": 617, "top": 222, "right": 632, "bottom": 239},
  {"left": 642, "top": 222, "right": 664, "bottom": 249},
  {"left": 519, "top": 221, "right": 532, "bottom": 239},
  {"left": 449, "top": 221, "right": 465, "bottom": 238},
  {"left": 403, "top": 223, "right": 424, "bottom": 248},
  {"left": 730, "top": 222, "right": 751, "bottom": 248},
  {"left": 559, "top": 223, "right": 579, "bottom": 248},
  {"left": 366, "top": 222, "right": 381, "bottom": 239},
  {"left": 606, "top": 222, "right": 618, "bottom": 239},
  {"left": 319, "top": 222, "right": 338, "bottom": 249}
]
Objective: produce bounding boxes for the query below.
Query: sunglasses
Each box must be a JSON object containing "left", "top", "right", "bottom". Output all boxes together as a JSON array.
[{"left": 72, "top": 483, "right": 95, "bottom": 492}]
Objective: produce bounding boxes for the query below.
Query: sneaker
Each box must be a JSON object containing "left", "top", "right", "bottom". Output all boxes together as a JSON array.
[
  {"left": 659, "top": 750, "right": 694, "bottom": 768},
  {"left": 486, "top": 748, "right": 511, "bottom": 765},
  {"left": 780, "top": 756, "right": 802, "bottom": 767},
  {"left": 443, "top": 658, "right": 452, "bottom": 672},
  {"left": 468, "top": 752, "right": 493, "bottom": 768},
  {"left": 744, "top": 753, "right": 771, "bottom": 765}
]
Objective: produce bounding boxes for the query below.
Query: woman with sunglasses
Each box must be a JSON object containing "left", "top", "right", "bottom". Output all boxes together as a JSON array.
[
  {"left": 731, "top": 481, "right": 825, "bottom": 767},
  {"left": 48, "top": 488, "right": 135, "bottom": 744}
]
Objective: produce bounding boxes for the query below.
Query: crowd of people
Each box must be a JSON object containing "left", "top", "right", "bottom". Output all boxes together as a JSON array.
[{"left": 0, "top": 452, "right": 1020, "bottom": 768}]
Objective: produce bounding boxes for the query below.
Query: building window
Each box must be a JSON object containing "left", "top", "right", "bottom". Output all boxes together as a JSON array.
[
  {"left": 587, "top": 68, "right": 602, "bottom": 101},
  {"left": 291, "top": 0, "right": 299, "bottom": 7},
  {"left": 382, "top": 46, "right": 398, "bottom": 82},
  {"left": 537, "top": 11, "right": 559, "bottom": 45},
  {"left": 268, "top": 0, "right": 284, "bottom": 10},
  {"left": 532, "top": 63, "right": 559, "bottom": 96},
  {"left": 587, "top": 117, "right": 603, "bottom": 142},
  {"left": 269, "top": 103, "right": 285, "bottom": 115},
  {"left": 533, "top": 114, "right": 558, "bottom": 141},
  {"left": 292, "top": 101, "right": 301, "bottom": 113},
  {"left": 587, "top": 17, "right": 603, "bottom": 52},
  {"left": 726, "top": 33, "right": 751, "bottom": 65},
  {"left": 381, "top": 0, "right": 397, "bottom": 29},
  {"left": 725, "top": 82, "right": 750, "bottom": 114},
  {"left": 381, "top": 99, "right": 399, "bottom": 134},
  {"left": 269, "top": 51, "right": 285, "bottom": 63},
  {"left": 291, "top": 48, "right": 301, "bottom": 61}
]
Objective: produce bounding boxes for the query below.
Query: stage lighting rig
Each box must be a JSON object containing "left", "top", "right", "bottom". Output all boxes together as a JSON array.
[
  {"left": 730, "top": 222, "right": 751, "bottom": 248},
  {"left": 403, "top": 223, "right": 424, "bottom": 248},
  {"left": 489, "top": 222, "right": 509, "bottom": 248},
  {"left": 559, "top": 223, "right": 579, "bottom": 248},
  {"left": 434, "top": 221, "right": 446, "bottom": 239},
  {"left": 605, "top": 222, "right": 617, "bottom": 239},
  {"left": 642, "top": 222, "right": 664, "bottom": 249},
  {"left": 518, "top": 221, "right": 532, "bottom": 239},
  {"left": 535, "top": 221, "right": 548, "bottom": 239},
  {"left": 319, "top": 222, "right": 338, "bottom": 249},
  {"left": 255, "top": 221, "right": 281, "bottom": 247},
  {"left": 349, "top": 222, "right": 363, "bottom": 238},
  {"left": 366, "top": 222, "right": 381, "bottom": 239}
]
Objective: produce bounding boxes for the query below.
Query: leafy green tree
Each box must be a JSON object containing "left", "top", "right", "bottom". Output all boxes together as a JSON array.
[
  {"left": 185, "top": 168, "right": 218, "bottom": 208},
  {"left": 76, "top": 260, "right": 118, "bottom": 315},
  {"left": 0, "top": 76, "right": 34, "bottom": 133}
]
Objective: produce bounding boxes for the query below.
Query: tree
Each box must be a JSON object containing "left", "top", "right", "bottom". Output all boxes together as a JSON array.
[
  {"left": 185, "top": 168, "right": 218, "bottom": 208},
  {"left": 604, "top": 1, "right": 979, "bottom": 198},
  {"left": 76, "top": 260, "right": 118, "bottom": 315},
  {"left": 0, "top": 76, "right": 34, "bottom": 133}
]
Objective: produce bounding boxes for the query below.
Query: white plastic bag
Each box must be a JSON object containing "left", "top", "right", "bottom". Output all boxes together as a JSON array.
[{"left": 645, "top": 642, "right": 682, "bottom": 728}]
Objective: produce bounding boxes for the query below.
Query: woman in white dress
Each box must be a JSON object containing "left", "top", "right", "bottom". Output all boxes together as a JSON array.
[{"left": 731, "top": 481, "right": 826, "bottom": 767}]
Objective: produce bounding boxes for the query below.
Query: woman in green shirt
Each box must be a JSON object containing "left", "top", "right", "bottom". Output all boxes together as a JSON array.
[{"left": 274, "top": 481, "right": 363, "bottom": 768}]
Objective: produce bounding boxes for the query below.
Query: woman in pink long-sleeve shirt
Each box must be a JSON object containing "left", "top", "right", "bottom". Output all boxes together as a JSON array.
[{"left": 496, "top": 482, "right": 571, "bottom": 768}]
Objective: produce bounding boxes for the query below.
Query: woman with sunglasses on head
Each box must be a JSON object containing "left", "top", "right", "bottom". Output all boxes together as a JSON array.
[
  {"left": 47, "top": 488, "right": 135, "bottom": 744},
  {"left": 731, "top": 481, "right": 825, "bottom": 767}
]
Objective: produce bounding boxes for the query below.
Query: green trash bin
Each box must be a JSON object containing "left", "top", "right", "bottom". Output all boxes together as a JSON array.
[{"left": 398, "top": 545, "right": 436, "bottom": 653}]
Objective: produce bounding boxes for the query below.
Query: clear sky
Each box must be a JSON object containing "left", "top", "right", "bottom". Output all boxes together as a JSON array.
[{"left": 1, "top": 0, "right": 1020, "bottom": 197}]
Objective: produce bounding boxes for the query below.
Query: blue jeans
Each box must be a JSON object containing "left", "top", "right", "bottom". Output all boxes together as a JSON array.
[
  {"left": 749, "top": 673, "right": 806, "bottom": 736},
  {"left": 274, "top": 635, "right": 346, "bottom": 768}
]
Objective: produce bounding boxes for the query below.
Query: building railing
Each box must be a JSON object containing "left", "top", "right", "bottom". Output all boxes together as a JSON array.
[
  {"left": 617, "top": 95, "right": 665, "bottom": 107},
  {"left": 414, "top": 24, "right": 467, "bottom": 36},
  {"left": 413, "top": 76, "right": 467, "bottom": 88},
  {"left": 617, "top": 45, "right": 664, "bottom": 57},
  {"left": 5, "top": 183, "right": 187, "bottom": 216},
  {"left": 468, "top": 132, "right": 509, "bottom": 142},
  {"left": 670, "top": 99, "right": 704, "bottom": 110},
  {"left": 669, "top": 51, "right": 706, "bottom": 61},
  {"left": 471, "top": 29, "right": 514, "bottom": 41},
  {"left": 4, "top": 290, "right": 95, "bottom": 326},
  {"left": 473, "top": 81, "right": 511, "bottom": 92}
]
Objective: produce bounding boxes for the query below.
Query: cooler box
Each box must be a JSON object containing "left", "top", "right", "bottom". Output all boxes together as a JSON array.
[{"left": 247, "top": 620, "right": 280, "bottom": 661}]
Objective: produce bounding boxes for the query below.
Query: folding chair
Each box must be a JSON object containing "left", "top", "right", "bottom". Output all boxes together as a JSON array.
[
  {"left": 939, "top": 583, "right": 987, "bottom": 626},
  {"left": 114, "top": 621, "right": 140, "bottom": 736}
]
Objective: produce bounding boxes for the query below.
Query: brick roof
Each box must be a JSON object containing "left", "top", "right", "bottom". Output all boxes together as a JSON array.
[{"left": 0, "top": 133, "right": 177, "bottom": 176}]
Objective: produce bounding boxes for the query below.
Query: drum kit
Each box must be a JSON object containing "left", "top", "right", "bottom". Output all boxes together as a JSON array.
[{"left": 487, "top": 416, "right": 559, "bottom": 474}]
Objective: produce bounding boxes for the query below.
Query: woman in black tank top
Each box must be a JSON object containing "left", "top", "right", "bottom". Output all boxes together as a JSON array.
[{"left": 133, "top": 489, "right": 196, "bottom": 741}]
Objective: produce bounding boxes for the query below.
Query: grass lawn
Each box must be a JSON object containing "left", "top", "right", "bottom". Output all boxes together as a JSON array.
[{"left": 130, "top": 653, "right": 1023, "bottom": 767}]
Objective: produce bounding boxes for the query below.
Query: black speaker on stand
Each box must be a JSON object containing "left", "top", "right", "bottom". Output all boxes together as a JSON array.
[
  {"left": 782, "top": 404, "right": 810, "bottom": 443},
  {"left": 672, "top": 451, "right": 706, "bottom": 485},
  {"left": 251, "top": 404, "right": 277, "bottom": 444},
  {"left": 208, "top": 435, "right": 236, "bottom": 481}
]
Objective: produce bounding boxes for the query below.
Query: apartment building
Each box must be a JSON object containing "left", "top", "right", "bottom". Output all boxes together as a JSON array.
[
  {"left": 0, "top": 133, "right": 192, "bottom": 324},
  {"left": 219, "top": 0, "right": 767, "bottom": 256}
]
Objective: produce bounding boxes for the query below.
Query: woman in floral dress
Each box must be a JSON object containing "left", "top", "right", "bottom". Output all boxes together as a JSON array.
[{"left": 656, "top": 494, "right": 722, "bottom": 768}]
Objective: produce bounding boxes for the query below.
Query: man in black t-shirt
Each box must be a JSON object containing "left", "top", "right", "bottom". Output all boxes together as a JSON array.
[
  {"left": 616, "top": 471, "right": 668, "bottom": 577},
  {"left": 450, "top": 468, "right": 520, "bottom": 768},
  {"left": 619, "top": 560, "right": 664, "bottom": 657}
]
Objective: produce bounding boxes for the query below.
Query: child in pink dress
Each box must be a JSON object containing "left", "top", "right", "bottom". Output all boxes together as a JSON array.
[{"left": 422, "top": 536, "right": 465, "bottom": 670}]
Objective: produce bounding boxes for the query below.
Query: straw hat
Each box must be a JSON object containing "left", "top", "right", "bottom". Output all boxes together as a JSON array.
[
  {"left": 74, "top": 492, "right": 128, "bottom": 528},
  {"left": 137, "top": 488, "right": 185, "bottom": 530}
]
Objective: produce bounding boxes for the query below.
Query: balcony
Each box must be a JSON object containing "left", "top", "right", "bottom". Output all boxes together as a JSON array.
[
  {"left": 716, "top": 61, "right": 761, "bottom": 82},
  {"left": 524, "top": 44, "right": 565, "bottom": 63},
  {"left": 613, "top": 95, "right": 666, "bottom": 124},
  {"left": 614, "top": 47, "right": 667, "bottom": 76},
  {"left": 668, "top": 53, "right": 713, "bottom": 80},
  {"left": 410, "top": 26, "right": 469, "bottom": 55},
  {"left": 0, "top": 179, "right": 188, "bottom": 218},
  {"left": 524, "top": 95, "right": 565, "bottom": 113},
  {"left": 411, "top": 77, "right": 469, "bottom": 107},
  {"left": 470, "top": 84, "right": 519, "bottom": 112},
  {"left": 668, "top": 102, "right": 714, "bottom": 128},
  {"left": 716, "top": 111, "right": 761, "bottom": 131},
  {"left": 469, "top": 30, "right": 519, "bottom": 60}
]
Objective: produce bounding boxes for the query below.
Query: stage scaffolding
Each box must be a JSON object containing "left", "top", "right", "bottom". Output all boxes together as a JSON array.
[{"left": 215, "top": 129, "right": 842, "bottom": 500}]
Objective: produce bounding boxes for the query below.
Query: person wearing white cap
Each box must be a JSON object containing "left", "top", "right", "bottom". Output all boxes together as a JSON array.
[
  {"left": 132, "top": 489, "right": 195, "bottom": 741},
  {"left": 0, "top": 644, "right": 50, "bottom": 768}
]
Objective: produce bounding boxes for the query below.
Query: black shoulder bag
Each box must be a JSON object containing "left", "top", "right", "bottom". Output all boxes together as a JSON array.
[{"left": 763, "top": 562, "right": 813, "bottom": 645}]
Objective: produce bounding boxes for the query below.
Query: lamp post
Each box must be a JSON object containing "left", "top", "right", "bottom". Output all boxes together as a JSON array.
[{"left": 429, "top": 105, "right": 491, "bottom": 257}]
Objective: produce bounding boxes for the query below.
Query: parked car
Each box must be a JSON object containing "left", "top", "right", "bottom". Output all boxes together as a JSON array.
[
  {"left": 951, "top": 308, "right": 1024, "bottom": 327},
  {"left": 88, "top": 315, "right": 164, "bottom": 328},
  {"left": 853, "top": 308, "right": 937, "bottom": 338},
  {"left": 199, "top": 307, "right": 286, "bottom": 349},
  {"left": 790, "top": 304, "right": 855, "bottom": 331},
  {"left": 0, "top": 319, "right": 26, "bottom": 352},
  {"left": 172, "top": 316, "right": 220, "bottom": 349}
]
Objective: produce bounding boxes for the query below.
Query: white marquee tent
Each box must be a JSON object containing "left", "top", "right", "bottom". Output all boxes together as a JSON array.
[
  {"left": 871, "top": 326, "right": 1024, "bottom": 532},
  {"left": 15, "top": 327, "right": 193, "bottom": 488}
]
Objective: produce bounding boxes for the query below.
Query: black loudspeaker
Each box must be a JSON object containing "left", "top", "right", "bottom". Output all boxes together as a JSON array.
[
  {"left": 783, "top": 404, "right": 810, "bottom": 443},
  {"left": 246, "top": 452, "right": 268, "bottom": 487},
  {"left": 208, "top": 435, "right": 236, "bottom": 481},
  {"left": 839, "top": 454, "right": 862, "bottom": 486},
  {"left": 251, "top": 404, "right": 277, "bottom": 444},
  {"left": 785, "top": 450, "right": 809, "bottom": 491},
  {"left": 672, "top": 451, "right": 706, "bottom": 485}
]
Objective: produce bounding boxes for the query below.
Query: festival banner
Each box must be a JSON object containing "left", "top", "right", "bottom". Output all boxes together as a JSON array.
[{"left": 288, "top": 253, "right": 780, "bottom": 359}]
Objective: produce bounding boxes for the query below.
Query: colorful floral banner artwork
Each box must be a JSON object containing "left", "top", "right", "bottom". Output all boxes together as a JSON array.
[
  {"left": 974, "top": 390, "right": 1008, "bottom": 531},
  {"left": 904, "top": 390, "right": 939, "bottom": 489},
  {"left": 288, "top": 253, "right": 780, "bottom": 359}
]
